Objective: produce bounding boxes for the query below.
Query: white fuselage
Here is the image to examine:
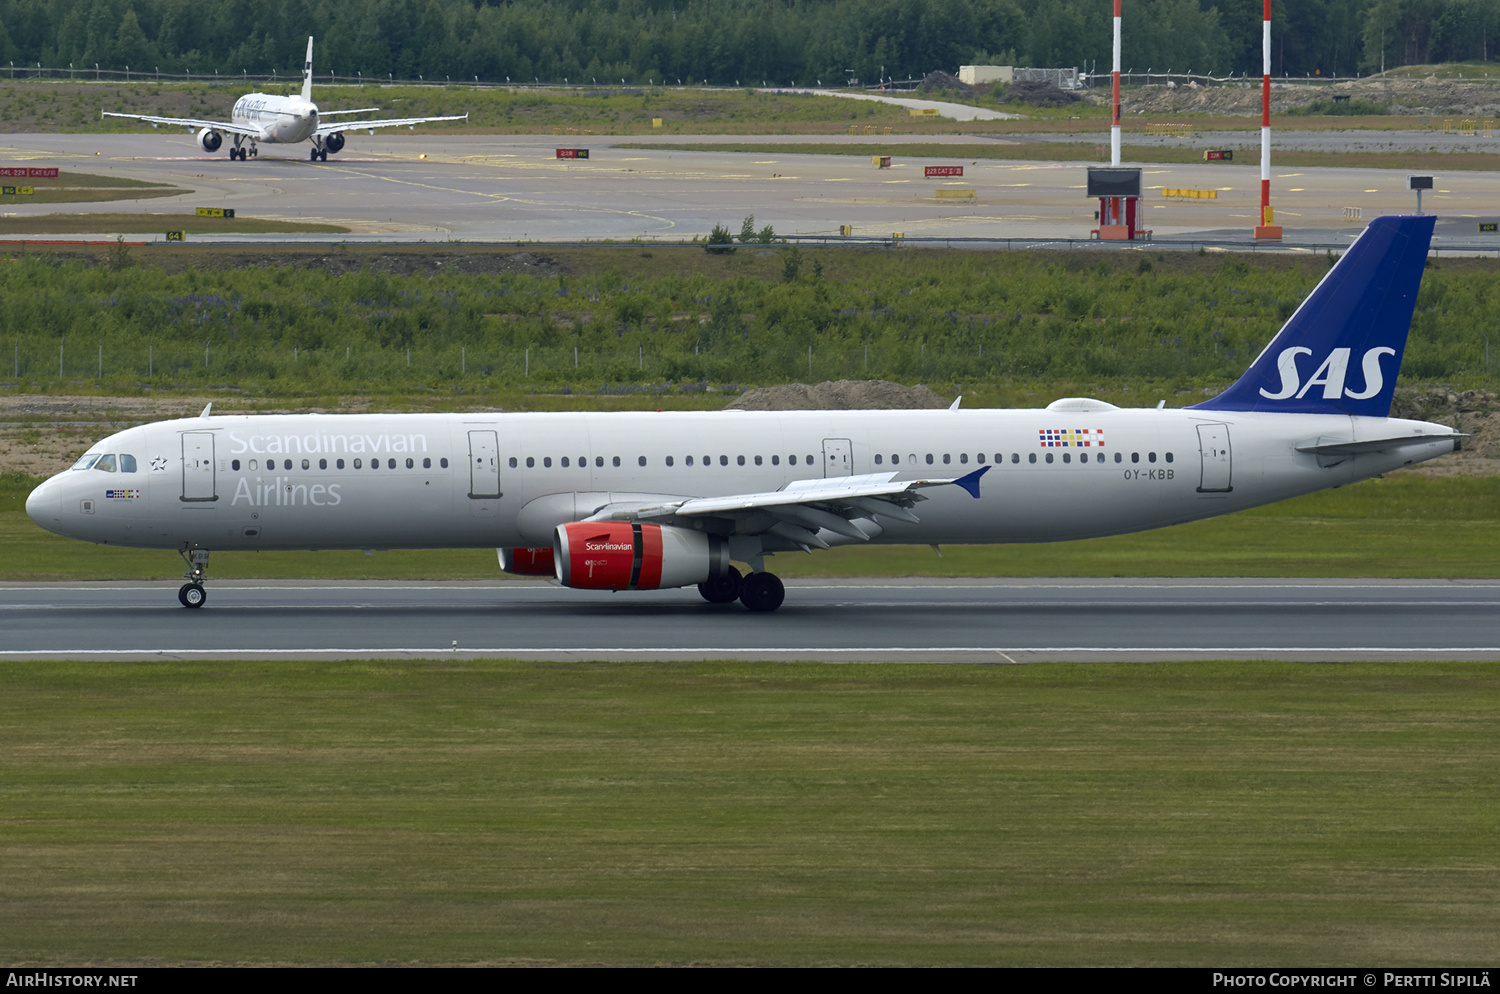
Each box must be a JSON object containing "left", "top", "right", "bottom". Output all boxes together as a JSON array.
[
  {"left": 231, "top": 93, "right": 319, "bottom": 143},
  {"left": 25, "top": 408, "right": 1457, "bottom": 554}
]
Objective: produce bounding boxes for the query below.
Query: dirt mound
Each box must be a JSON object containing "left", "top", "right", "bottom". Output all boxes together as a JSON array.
[
  {"left": 1100, "top": 73, "right": 1500, "bottom": 118},
  {"left": 1392, "top": 388, "right": 1498, "bottom": 471},
  {"left": 1011, "top": 80, "right": 1082, "bottom": 107},
  {"left": 918, "top": 71, "right": 974, "bottom": 97},
  {"left": 726, "top": 380, "right": 950, "bottom": 411}
]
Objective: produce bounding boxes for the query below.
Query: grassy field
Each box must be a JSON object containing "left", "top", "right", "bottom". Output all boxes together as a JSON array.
[
  {"left": 0, "top": 212, "right": 351, "bottom": 235},
  {"left": 1, "top": 657, "right": 1495, "bottom": 966},
  {"left": 3, "top": 472, "right": 1496, "bottom": 581},
  {"left": 0, "top": 169, "right": 185, "bottom": 205}
]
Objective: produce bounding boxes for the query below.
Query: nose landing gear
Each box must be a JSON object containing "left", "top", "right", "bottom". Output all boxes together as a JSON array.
[{"left": 177, "top": 546, "right": 210, "bottom": 608}]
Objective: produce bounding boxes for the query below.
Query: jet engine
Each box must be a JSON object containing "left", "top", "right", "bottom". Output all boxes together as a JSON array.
[
  {"left": 499, "top": 547, "right": 555, "bottom": 576},
  {"left": 553, "top": 522, "right": 729, "bottom": 591},
  {"left": 324, "top": 131, "right": 346, "bottom": 154},
  {"left": 197, "top": 127, "right": 223, "bottom": 153}
]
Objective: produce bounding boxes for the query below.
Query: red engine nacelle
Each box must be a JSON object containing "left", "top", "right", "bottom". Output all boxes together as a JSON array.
[
  {"left": 197, "top": 127, "right": 223, "bottom": 153},
  {"left": 499, "top": 547, "right": 555, "bottom": 576},
  {"left": 554, "top": 522, "right": 728, "bottom": 591}
]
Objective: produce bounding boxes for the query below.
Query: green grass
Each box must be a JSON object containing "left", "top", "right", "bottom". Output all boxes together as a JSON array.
[
  {"left": 1, "top": 658, "right": 1497, "bottom": 965},
  {"left": 4, "top": 473, "right": 1496, "bottom": 581},
  {"left": 0, "top": 212, "right": 351, "bottom": 235}
]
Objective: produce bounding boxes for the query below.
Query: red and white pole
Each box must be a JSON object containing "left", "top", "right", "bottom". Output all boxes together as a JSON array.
[
  {"left": 1111, "top": 0, "right": 1122, "bottom": 166},
  {"left": 1256, "top": 0, "right": 1282, "bottom": 237}
]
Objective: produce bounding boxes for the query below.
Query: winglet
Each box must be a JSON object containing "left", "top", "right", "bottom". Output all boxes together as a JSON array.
[{"left": 953, "top": 465, "right": 989, "bottom": 498}]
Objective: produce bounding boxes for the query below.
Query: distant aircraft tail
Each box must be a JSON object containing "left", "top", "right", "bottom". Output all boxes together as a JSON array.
[
  {"left": 1189, "top": 214, "right": 1435, "bottom": 418},
  {"left": 301, "top": 36, "right": 315, "bottom": 102}
]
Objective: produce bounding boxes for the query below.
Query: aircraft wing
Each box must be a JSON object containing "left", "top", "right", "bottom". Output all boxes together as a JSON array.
[
  {"left": 579, "top": 468, "right": 989, "bottom": 550},
  {"left": 101, "top": 111, "right": 262, "bottom": 137},
  {"left": 314, "top": 113, "right": 468, "bottom": 135}
]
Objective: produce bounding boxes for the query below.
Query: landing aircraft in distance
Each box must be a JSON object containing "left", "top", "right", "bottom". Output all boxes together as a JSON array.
[
  {"left": 28, "top": 216, "right": 1461, "bottom": 612},
  {"left": 102, "top": 36, "right": 467, "bottom": 161}
]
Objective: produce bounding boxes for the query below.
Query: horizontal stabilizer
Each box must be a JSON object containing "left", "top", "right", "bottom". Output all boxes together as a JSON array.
[{"left": 1295, "top": 433, "right": 1465, "bottom": 456}]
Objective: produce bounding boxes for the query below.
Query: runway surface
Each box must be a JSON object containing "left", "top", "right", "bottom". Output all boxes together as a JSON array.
[
  {"left": 3, "top": 132, "right": 1499, "bottom": 247},
  {"left": 2, "top": 579, "right": 1497, "bottom": 662}
]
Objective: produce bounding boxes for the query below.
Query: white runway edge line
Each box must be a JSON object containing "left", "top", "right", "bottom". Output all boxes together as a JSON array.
[{"left": 3, "top": 647, "right": 1499, "bottom": 657}]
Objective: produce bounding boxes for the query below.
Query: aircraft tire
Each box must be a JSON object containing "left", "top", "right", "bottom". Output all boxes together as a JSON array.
[
  {"left": 319, "top": 150, "right": 328, "bottom": 161},
  {"left": 739, "top": 572, "right": 784, "bottom": 613},
  {"left": 178, "top": 583, "right": 207, "bottom": 609},
  {"left": 310, "top": 148, "right": 318, "bottom": 161},
  {"left": 697, "top": 566, "right": 743, "bottom": 604}
]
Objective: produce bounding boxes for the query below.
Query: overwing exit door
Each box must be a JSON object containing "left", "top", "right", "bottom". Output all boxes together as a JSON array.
[
  {"left": 822, "top": 438, "right": 852, "bottom": 477},
  {"left": 468, "top": 430, "right": 501, "bottom": 498}
]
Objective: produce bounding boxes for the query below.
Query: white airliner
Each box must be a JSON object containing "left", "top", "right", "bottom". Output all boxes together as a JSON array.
[
  {"left": 103, "top": 37, "right": 467, "bottom": 161},
  {"left": 27, "top": 216, "right": 1462, "bottom": 612}
]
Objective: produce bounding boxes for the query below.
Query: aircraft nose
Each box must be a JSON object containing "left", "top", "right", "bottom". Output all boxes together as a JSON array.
[{"left": 26, "top": 476, "right": 63, "bottom": 534}]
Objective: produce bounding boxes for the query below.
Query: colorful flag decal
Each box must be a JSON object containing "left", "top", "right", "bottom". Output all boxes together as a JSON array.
[{"left": 1038, "top": 428, "right": 1104, "bottom": 448}]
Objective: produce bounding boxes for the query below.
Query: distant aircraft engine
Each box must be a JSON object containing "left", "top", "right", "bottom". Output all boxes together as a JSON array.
[
  {"left": 324, "top": 131, "right": 346, "bottom": 154},
  {"left": 554, "top": 522, "right": 729, "bottom": 591},
  {"left": 197, "top": 127, "right": 223, "bottom": 153},
  {"left": 499, "top": 547, "right": 555, "bottom": 577}
]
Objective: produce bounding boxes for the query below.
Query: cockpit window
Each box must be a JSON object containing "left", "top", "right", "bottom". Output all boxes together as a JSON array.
[
  {"left": 71, "top": 453, "right": 101, "bottom": 471},
  {"left": 119, "top": 454, "right": 138, "bottom": 473},
  {"left": 94, "top": 454, "right": 117, "bottom": 473}
]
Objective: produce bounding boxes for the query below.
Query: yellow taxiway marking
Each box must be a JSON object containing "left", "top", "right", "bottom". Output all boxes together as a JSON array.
[
  {"left": 883, "top": 179, "right": 910, "bottom": 183},
  {"left": 824, "top": 177, "right": 852, "bottom": 182},
  {"left": 754, "top": 160, "right": 778, "bottom": 164},
  {"left": 1365, "top": 189, "right": 1379, "bottom": 193},
  {"left": 1288, "top": 188, "right": 1305, "bottom": 192},
  {"left": 1277, "top": 173, "right": 1305, "bottom": 177}
]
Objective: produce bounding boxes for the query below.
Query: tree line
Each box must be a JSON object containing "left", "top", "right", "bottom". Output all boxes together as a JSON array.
[{"left": 0, "top": 0, "right": 1492, "bottom": 90}]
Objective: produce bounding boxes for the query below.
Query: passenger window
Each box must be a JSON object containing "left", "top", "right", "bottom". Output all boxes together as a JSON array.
[
  {"left": 1080, "top": 453, "right": 1088, "bottom": 463},
  {"left": 959, "top": 453, "right": 968, "bottom": 464},
  {"left": 686, "top": 455, "right": 694, "bottom": 466},
  {"left": 422, "top": 458, "right": 430, "bottom": 469},
  {"left": 1165, "top": 452, "right": 1174, "bottom": 463},
  {"left": 925, "top": 454, "right": 934, "bottom": 465},
  {"left": 1148, "top": 453, "right": 1157, "bottom": 463},
  {"left": 596, "top": 456, "right": 604, "bottom": 468},
  {"left": 1114, "top": 453, "right": 1122, "bottom": 464},
  {"left": 1046, "top": 453, "right": 1054, "bottom": 464},
  {"left": 891, "top": 454, "right": 899, "bottom": 465},
  {"left": 354, "top": 458, "right": 363, "bottom": 469},
  {"left": 526, "top": 457, "right": 535, "bottom": 468},
  {"left": 302, "top": 459, "right": 311, "bottom": 470},
  {"left": 1132, "top": 453, "right": 1140, "bottom": 464},
  {"left": 543, "top": 457, "right": 552, "bottom": 468},
  {"left": 509, "top": 457, "right": 518, "bottom": 468},
  {"left": 665, "top": 456, "right": 673, "bottom": 467},
  {"left": 561, "top": 457, "right": 570, "bottom": 468},
  {"left": 320, "top": 458, "right": 329, "bottom": 470},
  {"left": 638, "top": 456, "right": 647, "bottom": 467},
  {"left": 737, "top": 455, "right": 745, "bottom": 466},
  {"left": 789, "top": 455, "right": 797, "bottom": 465},
  {"left": 232, "top": 459, "right": 241, "bottom": 471},
  {"left": 754, "top": 455, "right": 762, "bottom": 466},
  {"left": 718, "top": 455, "right": 727, "bottom": 466},
  {"left": 612, "top": 456, "right": 621, "bottom": 467},
  {"left": 337, "top": 459, "right": 346, "bottom": 469},
  {"left": 875, "top": 454, "right": 883, "bottom": 465},
  {"left": 370, "top": 459, "right": 379, "bottom": 470},
  {"left": 387, "top": 459, "right": 396, "bottom": 469},
  {"left": 1063, "top": 453, "right": 1071, "bottom": 464},
  {"left": 806, "top": 454, "right": 813, "bottom": 464},
  {"left": 976, "top": 453, "right": 985, "bottom": 464},
  {"left": 440, "top": 458, "right": 449, "bottom": 469},
  {"left": 943, "top": 454, "right": 951, "bottom": 464},
  {"left": 1028, "top": 453, "right": 1037, "bottom": 464},
  {"left": 406, "top": 458, "right": 414, "bottom": 469},
  {"left": 772, "top": 455, "right": 780, "bottom": 466},
  {"left": 95, "top": 454, "right": 117, "bottom": 472},
  {"left": 120, "top": 454, "right": 137, "bottom": 473}
]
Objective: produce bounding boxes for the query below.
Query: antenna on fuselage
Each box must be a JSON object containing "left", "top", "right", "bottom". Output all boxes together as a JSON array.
[{"left": 200, "top": 402, "right": 213, "bottom": 418}]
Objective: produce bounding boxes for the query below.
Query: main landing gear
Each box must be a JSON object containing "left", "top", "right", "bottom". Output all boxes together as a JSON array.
[
  {"left": 697, "top": 566, "right": 786, "bottom": 612},
  {"left": 229, "top": 140, "right": 257, "bottom": 161},
  {"left": 178, "top": 547, "right": 210, "bottom": 608},
  {"left": 309, "top": 146, "right": 327, "bottom": 162}
]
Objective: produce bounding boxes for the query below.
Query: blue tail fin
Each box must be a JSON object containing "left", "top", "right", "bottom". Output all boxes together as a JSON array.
[{"left": 1190, "top": 214, "right": 1434, "bottom": 417}]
